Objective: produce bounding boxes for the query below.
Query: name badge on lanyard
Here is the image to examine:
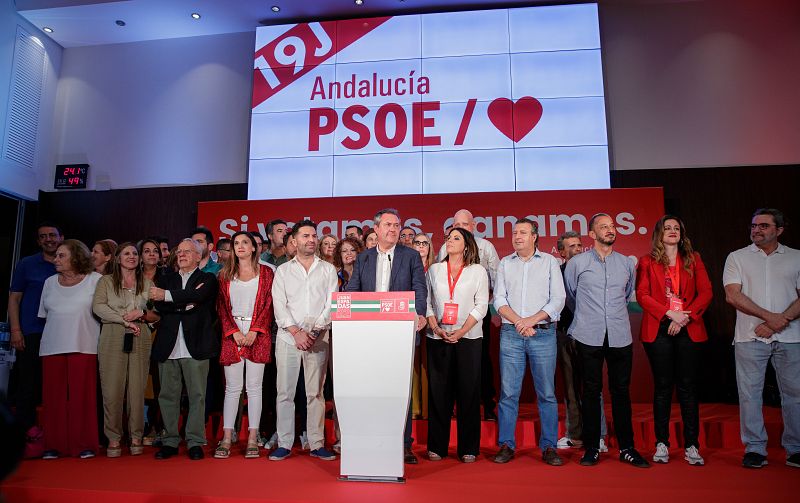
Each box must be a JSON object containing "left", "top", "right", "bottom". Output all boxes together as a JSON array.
[
  {"left": 441, "top": 261, "right": 463, "bottom": 325},
  {"left": 666, "top": 256, "right": 683, "bottom": 311}
]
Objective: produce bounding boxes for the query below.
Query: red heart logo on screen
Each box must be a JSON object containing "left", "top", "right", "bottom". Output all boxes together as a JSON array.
[{"left": 487, "top": 96, "right": 543, "bottom": 142}]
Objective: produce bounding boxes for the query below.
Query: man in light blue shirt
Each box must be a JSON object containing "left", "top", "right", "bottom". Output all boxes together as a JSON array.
[
  {"left": 492, "top": 218, "right": 565, "bottom": 466},
  {"left": 564, "top": 213, "right": 649, "bottom": 468}
]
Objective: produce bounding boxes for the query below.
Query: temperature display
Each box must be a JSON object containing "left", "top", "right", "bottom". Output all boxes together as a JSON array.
[{"left": 54, "top": 164, "right": 89, "bottom": 189}]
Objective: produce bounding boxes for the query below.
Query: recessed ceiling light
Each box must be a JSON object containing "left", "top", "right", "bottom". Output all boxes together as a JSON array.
[
  {"left": 115, "top": 20, "right": 126, "bottom": 27},
  {"left": 191, "top": 12, "right": 201, "bottom": 20},
  {"left": 42, "top": 26, "right": 53, "bottom": 33},
  {"left": 355, "top": 0, "right": 364, "bottom": 5},
  {"left": 271, "top": 6, "right": 280, "bottom": 12}
]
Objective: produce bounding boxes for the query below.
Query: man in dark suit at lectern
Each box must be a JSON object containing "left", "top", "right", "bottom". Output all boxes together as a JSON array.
[
  {"left": 347, "top": 208, "right": 428, "bottom": 464},
  {"left": 149, "top": 238, "right": 219, "bottom": 461}
]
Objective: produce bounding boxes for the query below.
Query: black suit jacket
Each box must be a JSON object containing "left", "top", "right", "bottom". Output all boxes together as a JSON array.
[
  {"left": 152, "top": 269, "right": 220, "bottom": 362},
  {"left": 346, "top": 244, "right": 427, "bottom": 316}
]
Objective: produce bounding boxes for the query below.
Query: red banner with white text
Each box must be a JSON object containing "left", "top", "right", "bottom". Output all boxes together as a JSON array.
[{"left": 197, "top": 188, "right": 664, "bottom": 262}]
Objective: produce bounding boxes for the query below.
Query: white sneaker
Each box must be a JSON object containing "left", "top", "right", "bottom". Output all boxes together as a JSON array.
[
  {"left": 684, "top": 445, "right": 704, "bottom": 466},
  {"left": 653, "top": 442, "right": 669, "bottom": 463},
  {"left": 332, "top": 441, "right": 341, "bottom": 454},
  {"left": 557, "top": 436, "right": 583, "bottom": 449},
  {"left": 299, "top": 431, "right": 310, "bottom": 451},
  {"left": 599, "top": 437, "right": 608, "bottom": 453},
  {"left": 265, "top": 432, "right": 278, "bottom": 450}
]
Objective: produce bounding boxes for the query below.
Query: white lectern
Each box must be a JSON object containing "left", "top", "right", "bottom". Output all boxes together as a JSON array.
[{"left": 331, "top": 291, "right": 416, "bottom": 483}]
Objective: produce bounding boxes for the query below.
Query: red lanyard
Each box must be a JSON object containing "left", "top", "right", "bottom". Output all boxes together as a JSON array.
[
  {"left": 447, "top": 260, "right": 463, "bottom": 301},
  {"left": 666, "top": 254, "right": 681, "bottom": 297}
]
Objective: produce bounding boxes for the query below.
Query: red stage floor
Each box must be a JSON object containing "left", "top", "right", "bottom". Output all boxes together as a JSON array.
[{"left": 4, "top": 404, "right": 797, "bottom": 502}]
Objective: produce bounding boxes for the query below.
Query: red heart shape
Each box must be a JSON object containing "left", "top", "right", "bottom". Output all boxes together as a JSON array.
[{"left": 487, "top": 96, "right": 543, "bottom": 142}]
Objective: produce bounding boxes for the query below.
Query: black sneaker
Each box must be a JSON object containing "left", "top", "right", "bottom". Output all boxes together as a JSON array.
[
  {"left": 742, "top": 452, "right": 767, "bottom": 469},
  {"left": 580, "top": 447, "right": 600, "bottom": 466},
  {"left": 787, "top": 453, "right": 800, "bottom": 468},
  {"left": 493, "top": 444, "right": 514, "bottom": 464},
  {"left": 620, "top": 448, "right": 651, "bottom": 468}
]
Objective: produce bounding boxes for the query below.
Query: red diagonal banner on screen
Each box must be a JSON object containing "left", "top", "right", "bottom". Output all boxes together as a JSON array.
[{"left": 252, "top": 17, "right": 391, "bottom": 109}]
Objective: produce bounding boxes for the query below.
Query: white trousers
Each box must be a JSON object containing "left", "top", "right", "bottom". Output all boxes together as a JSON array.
[
  {"left": 222, "top": 358, "right": 265, "bottom": 431},
  {"left": 275, "top": 337, "right": 329, "bottom": 450}
]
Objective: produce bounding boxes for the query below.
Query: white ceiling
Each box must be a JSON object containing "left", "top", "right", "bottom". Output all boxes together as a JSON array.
[{"left": 16, "top": 0, "right": 563, "bottom": 48}]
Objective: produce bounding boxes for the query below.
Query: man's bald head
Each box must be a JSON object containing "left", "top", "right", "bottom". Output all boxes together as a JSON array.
[{"left": 453, "top": 209, "right": 475, "bottom": 232}]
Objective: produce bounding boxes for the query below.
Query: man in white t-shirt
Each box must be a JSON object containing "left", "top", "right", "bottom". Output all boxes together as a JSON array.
[
  {"left": 437, "top": 209, "right": 500, "bottom": 420},
  {"left": 723, "top": 208, "right": 800, "bottom": 469}
]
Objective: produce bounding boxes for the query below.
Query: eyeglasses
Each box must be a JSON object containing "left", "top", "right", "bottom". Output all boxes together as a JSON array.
[
  {"left": 750, "top": 223, "right": 776, "bottom": 230},
  {"left": 400, "top": 233, "right": 414, "bottom": 238},
  {"left": 412, "top": 240, "right": 430, "bottom": 247}
]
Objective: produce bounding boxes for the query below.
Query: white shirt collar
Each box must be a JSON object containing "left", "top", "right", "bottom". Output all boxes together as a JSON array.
[
  {"left": 748, "top": 243, "right": 786, "bottom": 254},
  {"left": 179, "top": 267, "right": 198, "bottom": 278},
  {"left": 511, "top": 249, "right": 542, "bottom": 261}
]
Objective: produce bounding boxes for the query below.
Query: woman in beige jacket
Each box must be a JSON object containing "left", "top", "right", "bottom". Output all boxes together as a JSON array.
[{"left": 92, "top": 242, "right": 158, "bottom": 457}]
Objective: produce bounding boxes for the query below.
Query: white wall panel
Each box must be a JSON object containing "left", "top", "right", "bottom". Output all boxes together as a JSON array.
[
  {"left": 333, "top": 152, "right": 422, "bottom": 196},
  {"left": 421, "top": 10, "right": 509, "bottom": 58},
  {"left": 423, "top": 149, "right": 515, "bottom": 194},
  {"left": 515, "top": 146, "right": 610, "bottom": 190},
  {"left": 248, "top": 157, "right": 333, "bottom": 199},
  {"left": 509, "top": 4, "right": 600, "bottom": 53}
]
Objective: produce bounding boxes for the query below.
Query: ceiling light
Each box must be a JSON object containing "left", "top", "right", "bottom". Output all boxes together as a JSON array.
[
  {"left": 42, "top": 26, "right": 53, "bottom": 33},
  {"left": 191, "top": 12, "right": 201, "bottom": 20},
  {"left": 271, "top": 6, "right": 280, "bottom": 12},
  {"left": 355, "top": 0, "right": 364, "bottom": 5},
  {"left": 115, "top": 20, "right": 126, "bottom": 26}
]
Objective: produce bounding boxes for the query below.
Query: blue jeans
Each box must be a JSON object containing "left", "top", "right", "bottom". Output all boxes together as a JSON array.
[
  {"left": 498, "top": 324, "right": 558, "bottom": 451},
  {"left": 735, "top": 340, "right": 800, "bottom": 456}
]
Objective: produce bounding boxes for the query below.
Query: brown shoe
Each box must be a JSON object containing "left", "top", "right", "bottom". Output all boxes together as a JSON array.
[
  {"left": 543, "top": 447, "right": 564, "bottom": 466},
  {"left": 493, "top": 444, "right": 514, "bottom": 464}
]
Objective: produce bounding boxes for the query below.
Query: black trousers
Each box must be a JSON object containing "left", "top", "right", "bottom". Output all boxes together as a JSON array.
[
  {"left": 259, "top": 339, "right": 278, "bottom": 436},
  {"left": 10, "top": 333, "right": 42, "bottom": 431},
  {"left": 642, "top": 322, "right": 703, "bottom": 448},
  {"left": 426, "top": 337, "right": 482, "bottom": 457},
  {"left": 576, "top": 336, "right": 634, "bottom": 450},
  {"left": 481, "top": 315, "right": 496, "bottom": 410}
]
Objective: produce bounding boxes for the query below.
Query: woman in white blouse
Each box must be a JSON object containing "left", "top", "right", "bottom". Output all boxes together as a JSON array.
[
  {"left": 425, "top": 228, "right": 489, "bottom": 463},
  {"left": 214, "top": 231, "right": 274, "bottom": 459},
  {"left": 38, "top": 239, "right": 102, "bottom": 460}
]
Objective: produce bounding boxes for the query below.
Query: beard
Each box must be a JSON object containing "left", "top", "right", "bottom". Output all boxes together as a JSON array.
[{"left": 597, "top": 234, "right": 616, "bottom": 246}]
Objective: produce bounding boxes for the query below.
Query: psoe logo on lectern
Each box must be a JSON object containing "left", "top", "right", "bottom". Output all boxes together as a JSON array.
[
  {"left": 381, "top": 299, "right": 397, "bottom": 313},
  {"left": 337, "top": 294, "right": 351, "bottom": 318}
]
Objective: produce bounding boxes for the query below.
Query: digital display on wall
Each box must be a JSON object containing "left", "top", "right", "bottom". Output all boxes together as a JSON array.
[{"left": 248, "top": 3, "right": 609, "bottom": 200}]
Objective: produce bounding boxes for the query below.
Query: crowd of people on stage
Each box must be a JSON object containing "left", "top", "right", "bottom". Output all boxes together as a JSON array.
[{"left": 6, "top": 206, "right": 799, "bottom": 470}]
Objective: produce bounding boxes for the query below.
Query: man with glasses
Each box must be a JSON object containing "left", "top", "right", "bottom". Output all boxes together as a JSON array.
[
  {"left": 215, "top": 238, "right": 231, "bottom": 265},
  {"left": 8, "top": 222, "right": 63, "bottom": 457},
  {"left": 723, "top": 208, "right": 800, "bottom": 469},
  {"left": 399, "top": 226, "right": 416, "bottom": 248},
  {"left": 437, "top": 209, "right": 501, "bottom": 420},
  {"left": 564, "top": 213, "right": 649, "bottom": 468},
  {"left": 149, "top": 239, "right": 219, "bottom": 460}
]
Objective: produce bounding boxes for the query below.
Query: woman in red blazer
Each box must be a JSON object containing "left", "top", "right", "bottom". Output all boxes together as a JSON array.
[
  {"left": 214, "top": 231, "right": 274, "bottom": 459},
  {"left": 636, "top": 215, "right": 712, "bottom": 466}
]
